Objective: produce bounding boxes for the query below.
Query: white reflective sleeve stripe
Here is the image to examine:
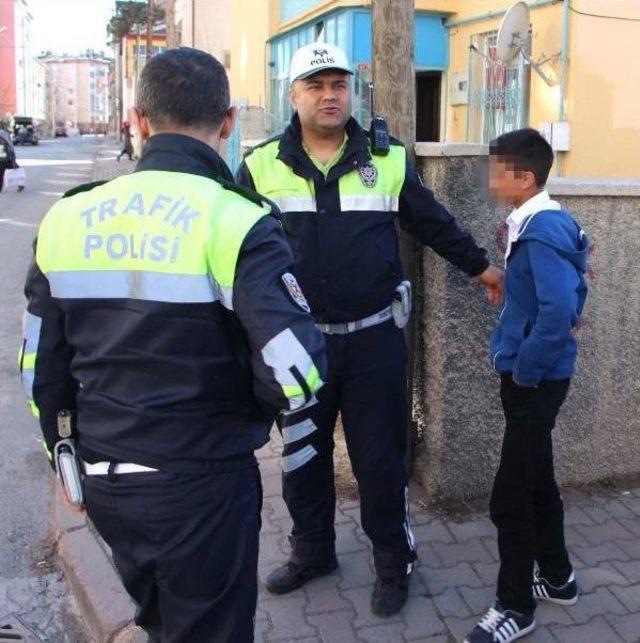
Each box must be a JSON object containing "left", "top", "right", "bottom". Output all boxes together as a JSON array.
[
  {"left": 282, "top": 418, "right": 317, "bottom": 444},
  {"left": 280, "top": 396, "right": 319, "bottom": 418},
  {"left": 339, "top": 194, "right": 399, "bottom": 212},
  {"left": 261, "top": 328, "right": 318, "bottom": 405},
  {"left": 23, "top": 311, "right": 42, "bottom": 354},
  {"left": 281, "top": 444, "right": 318, "bottom": 473},
  {"left": 218, "top": 284, "right": 234, "bottom": 310},
  {"left": 271, "top": 196, "right": 317, "bottom": 213}
]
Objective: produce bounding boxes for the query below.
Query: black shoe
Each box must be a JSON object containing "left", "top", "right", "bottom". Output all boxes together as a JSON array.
[
  {"left": 370, "top": 574, "right": 409, "bottom": 617},
  {"left": 265, "top": 559, "right": 338, "bottom": 595},
  {"left": 465, "top": 602, "right": 535, "bottom": 642},
  {"left": 533, "top": 570, "right": 578, "bottom": 605}
]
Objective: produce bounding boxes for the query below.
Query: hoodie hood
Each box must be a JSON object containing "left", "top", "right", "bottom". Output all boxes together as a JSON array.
[{"left": 516, "top": 208, "right": 590, "bottom": 273}]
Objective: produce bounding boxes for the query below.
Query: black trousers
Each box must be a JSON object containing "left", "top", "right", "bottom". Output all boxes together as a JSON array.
[
  {"left": 84, "top": 465, "right": 261, "bottom": 643},
  {"left": 490, "top": 375, "right": 573, "bottom": 615},
  {"left": 279, "top": 320, "right": 416, "bottom": 578}
]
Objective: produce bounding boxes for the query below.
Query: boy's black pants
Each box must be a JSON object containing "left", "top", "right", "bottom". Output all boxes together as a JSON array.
[
  {"left": 490, "top": 375, "right": 573, "bottom": 615},
  {"left": 84, "top": 464, "right": 261, "bottom": 642}
]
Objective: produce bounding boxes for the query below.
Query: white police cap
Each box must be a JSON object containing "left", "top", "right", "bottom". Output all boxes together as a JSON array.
[{"left": 289, "top": 42, "right": 353, "bottom": 84}]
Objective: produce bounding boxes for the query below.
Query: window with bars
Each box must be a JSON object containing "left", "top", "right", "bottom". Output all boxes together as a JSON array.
[{"left": 467, "top": 31, "right": 531, "bottom": 143}]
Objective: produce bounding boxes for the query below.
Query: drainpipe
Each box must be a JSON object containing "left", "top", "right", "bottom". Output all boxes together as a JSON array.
[{"left": 557, "top": 0, "right": 570, "bottom": 176}]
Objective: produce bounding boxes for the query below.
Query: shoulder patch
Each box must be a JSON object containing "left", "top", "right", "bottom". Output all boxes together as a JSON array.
[
  {"left": 62, "top": 180, "right": 108, "bottom": 199},
  {"left": 281, "top": 272, "right": 311, "bottom": 313}
]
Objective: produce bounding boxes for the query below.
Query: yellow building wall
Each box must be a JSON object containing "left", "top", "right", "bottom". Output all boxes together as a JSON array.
[
  {"left": 230, "top": 0, "right": 272, "bottom": 105},
  {"left": 562, "top": 0, "right": 640, "bottom": 178}
]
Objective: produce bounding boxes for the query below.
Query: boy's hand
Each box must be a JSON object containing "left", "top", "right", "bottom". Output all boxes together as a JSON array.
[{"left": 475, "top": 266, "right": 504, "bottom": 306}]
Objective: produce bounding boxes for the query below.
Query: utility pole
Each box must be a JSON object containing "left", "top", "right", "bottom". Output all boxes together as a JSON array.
[
  {"left": 371, "top": 0, "right": 417, "bottom": 470},
  {"left": 164, "top": 0, "right": 178, "bottom": 49},
  {"left": 146, "top": 0, "right": 154, "bottom": 61}
]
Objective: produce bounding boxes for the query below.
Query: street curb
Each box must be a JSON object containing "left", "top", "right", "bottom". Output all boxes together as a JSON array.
[{"left": 54, "top": 486, "right": 143, "bottom": 642}]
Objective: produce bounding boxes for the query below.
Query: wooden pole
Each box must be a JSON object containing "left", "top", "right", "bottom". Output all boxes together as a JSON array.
[
  {"left": 164, "top": 0, "right": 178, "bottom": 49},
  {"left": 372, "top": 0, "right": 418, "bottom": 473},
  {"left": 146, "top": 0, "right": 154, "bottom": 61}
]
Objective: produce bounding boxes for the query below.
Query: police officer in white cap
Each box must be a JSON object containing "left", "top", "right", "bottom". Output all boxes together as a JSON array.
[{"left": 237, "top": 42, "right": 503, "bottom": 616}]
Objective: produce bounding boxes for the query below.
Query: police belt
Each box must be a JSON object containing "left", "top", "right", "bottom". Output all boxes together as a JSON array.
[{"left": 316, "top": 305, "right": 392, "bottom": 335}]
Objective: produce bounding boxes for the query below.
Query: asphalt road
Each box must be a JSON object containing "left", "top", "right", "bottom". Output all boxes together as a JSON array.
[{"left": 0, "top": 137, "right": 104, "bottom": 642}]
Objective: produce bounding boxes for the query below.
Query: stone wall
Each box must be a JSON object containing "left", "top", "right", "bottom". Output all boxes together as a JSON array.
[{"left": 413, "top": 143, "right": 640, "bottom": 502}]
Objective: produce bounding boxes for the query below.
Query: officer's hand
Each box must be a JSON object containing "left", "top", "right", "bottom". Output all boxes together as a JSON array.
[{"left": 475, "top": 265, "right": 504, "bottom": 306}]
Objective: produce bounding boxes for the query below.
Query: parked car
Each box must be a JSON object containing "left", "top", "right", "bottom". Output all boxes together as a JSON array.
[
  {"left": 54, "top": 125, "right": 68, "bottom": 138},
  {"left": 11, "top": 116, "right": 39, "bottom": 145}
]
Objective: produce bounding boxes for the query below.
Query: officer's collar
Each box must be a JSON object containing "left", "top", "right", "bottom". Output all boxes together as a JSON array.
[
  {"left": 278, "top": 113, "right": 370, "bottom": 173},
  {"left": 135, "top": 133, "right": 234, "bottom": 182}
]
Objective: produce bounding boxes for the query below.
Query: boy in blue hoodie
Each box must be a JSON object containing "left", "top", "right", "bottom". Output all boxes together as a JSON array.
[{"left": 466, "top": 129, "right": 589, "bottom": 643}]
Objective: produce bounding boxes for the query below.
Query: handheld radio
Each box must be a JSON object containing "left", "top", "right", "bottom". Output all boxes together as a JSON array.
[{"left": 368, "top": 84, "right": 389, "bottom": 156}]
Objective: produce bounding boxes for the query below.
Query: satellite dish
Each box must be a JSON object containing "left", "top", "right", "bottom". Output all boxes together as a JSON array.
[{"left": 496, "top": 2, "right": 530, "bottom": 64}]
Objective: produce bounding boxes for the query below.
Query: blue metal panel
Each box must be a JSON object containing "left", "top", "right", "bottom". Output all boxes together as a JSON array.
[
  {"left": 352, "top": 11, "right": 372, "bottom": 62},
  {"left": 280, "top": 0, "right": 320, "bottom": 23},
  {"left": 415, "top": 15, "right": 448, "bottom": 70}
]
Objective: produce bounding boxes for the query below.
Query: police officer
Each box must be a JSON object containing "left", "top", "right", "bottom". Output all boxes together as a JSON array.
[
  {"left": 236, "top": 43, "right": 503, "bottom": 616},
  {"left": 19, "top": 48, "right": 326, "bottom": 642}
]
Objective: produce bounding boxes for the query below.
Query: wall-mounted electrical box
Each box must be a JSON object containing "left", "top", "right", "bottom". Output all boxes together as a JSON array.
[
  {"left": 539, "top": 121, "right": 571, "bottom": 152},
  {"left": 450, "top": 72, "right": 469, "bottom": 106}
]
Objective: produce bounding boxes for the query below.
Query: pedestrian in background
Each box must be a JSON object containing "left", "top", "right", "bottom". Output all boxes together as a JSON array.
[{"left": 117, "top": 120, "right": 134, "bottom": 161}]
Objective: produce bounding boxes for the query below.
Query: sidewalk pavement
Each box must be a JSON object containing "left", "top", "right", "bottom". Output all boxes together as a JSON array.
[{"left": 55, "top": 147, "right": 640, "bottom": 643}]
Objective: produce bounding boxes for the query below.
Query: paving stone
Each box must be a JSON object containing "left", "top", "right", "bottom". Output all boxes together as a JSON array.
[
  {"left": 260, "top": 456, "right": 282, "bottom": 477},
  {"left": 406, "top": 636, "right": 449, "bottom": 643},
  {"left": 606, "top": 612, "right": 640, "bottom": 643},
  {"left": 620, "top": 496, "right": 640, "bottom": 514},
  {"left": 304, "top": 573, "right": 353, "bottom": 615},
  {"left": 575, "top": 521, "right": 635, "bottom": 546},
  {"left": 308, "top": 609, "right": 358, "bottom": 643},
  {"left": 612, "top": 560, "right": 640, "bottom": 584},
  {"left": 431, "top": 538, "right": 494, "bottom": 567},
  {"left": 267, "top": 495, "right": 292, "bottom": 522},
  {"left": 415, "top": 542, "right": 443, "bottom": 568},
  {"left": 357, "top": 622, "right": 407, "bottom": 642},
  {"left": 567, "top": 587, "right": 627, "bottom": 624},
  {"left": 335, "top": 505, "right": 358, "bottom": 525},
  {"left": 571, "top": 542, "right": 631, "bottom": 566},
  {"left": 419, "top": 563, "right": 483, "bottom": 597},
  {"left": 534, "top": 602, "right": 575, "bottom": 626},
  {"left": 481, "top": 537, "right": 499, "bottom": 561},
  {"left": 550, "top": 616, "right": 624, "bottom": 642},
  {"left": 410, "top": 509, "right": 435, "bottom": 526},
  {"left": 615, "top": 538, "right": 640, "bottom": 560},
  {"left": 603, "top": 500, "right": 636, "bottom": 520},
  {"left": 446, "top": 518, "right": 496, "bottom": 543},
  {"left": 526, "top": 627, "right": 562, "bottom": 642},
  {"left": 432, "top": 587, "right": 472, "bottom": 619},
  {"left": 563, "top": 526, "right": 590, "bottom": 547},
  {"left": 577, "top": 562, "right": 631, "bottom": 593},
  {"left": 261, "top": 473, "right": 283, "bottom": 499},
  {"left": 402, "top": 595, "right": 446, "bottom": 639},
  {"left": 411, "top": 520, "right": 454, "bottom": 545},
  {"left": 337, "top": 552, "right": 375, "bottom": 590},
  {"left": 342, "top": 587, "right": 403, "bottom": 629},
  {"left": 254, "top": 617, "right": 272, "bottom": 642},
  {"left": 618, "top": 517, "right": 640, "bottom": 538},
  {"left": 112, "top": 624, "right": 147, "bottom": 643},
  {"left": 336, "top": 522, "right": 368, "bottom": 554},
  {"left": 407, "top": 567, "right": 428, "bottom": 598},
  {"left": 444, "top": 615, "right": 485, "bottom": 641},
  {"left": 610, "top": 584, "right": 640, "bottom": 612},
  {"left": 583, "top": 505, "right": 614, "bottom": 524},
  {"left": 261, "top": 596, "right": 317, "bottom": 640},
  {"left": 458, "top": 585, "right": 497, "bottom": 615},
  {"left": 472, "top": 561, "right": 499, "bottom": 585},
  {"left": 563, "top": 506, "right": 595, "bottom": 527}
]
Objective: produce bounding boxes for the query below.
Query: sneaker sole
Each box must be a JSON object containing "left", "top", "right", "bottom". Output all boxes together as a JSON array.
[{"left": 264, "top": 562, "right": 338, "bottom": 595}]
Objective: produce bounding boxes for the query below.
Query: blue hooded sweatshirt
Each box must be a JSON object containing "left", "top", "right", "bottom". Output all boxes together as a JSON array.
[{"left": 490, "top": 208, "right": 590, "bottom": 386}]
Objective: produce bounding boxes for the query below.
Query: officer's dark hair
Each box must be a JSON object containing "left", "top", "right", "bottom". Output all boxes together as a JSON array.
[
  {"left": 489, "top": 128, "right": 554, "bottom": 187},
  {"left": 137, "top": 47, "right": 230, "bottom": 131}
]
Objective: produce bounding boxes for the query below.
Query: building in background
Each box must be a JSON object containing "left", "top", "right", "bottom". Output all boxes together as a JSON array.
[
  {"left": 41, "top": 52, "right": 112, "bottom": 134},
  {"left": 175, "top": 0, "right": 230, "bottom": 69},
  {"left": 0, "top": 0, "right": 37, "bottom": 118},
  {"left": 229, "top": 0, "right": 639, "bottom": 179},
  {"left": 111, "top": 26, "right": 166, "bottom": 131}
]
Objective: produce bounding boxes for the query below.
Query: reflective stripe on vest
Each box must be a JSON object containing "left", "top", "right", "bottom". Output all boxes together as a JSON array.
[
  {"left": 36, "top": 170, "right": 270, "bottom": 308},
  {"left": 245, "top": 139, "right": 406, "bottom": 214}
]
